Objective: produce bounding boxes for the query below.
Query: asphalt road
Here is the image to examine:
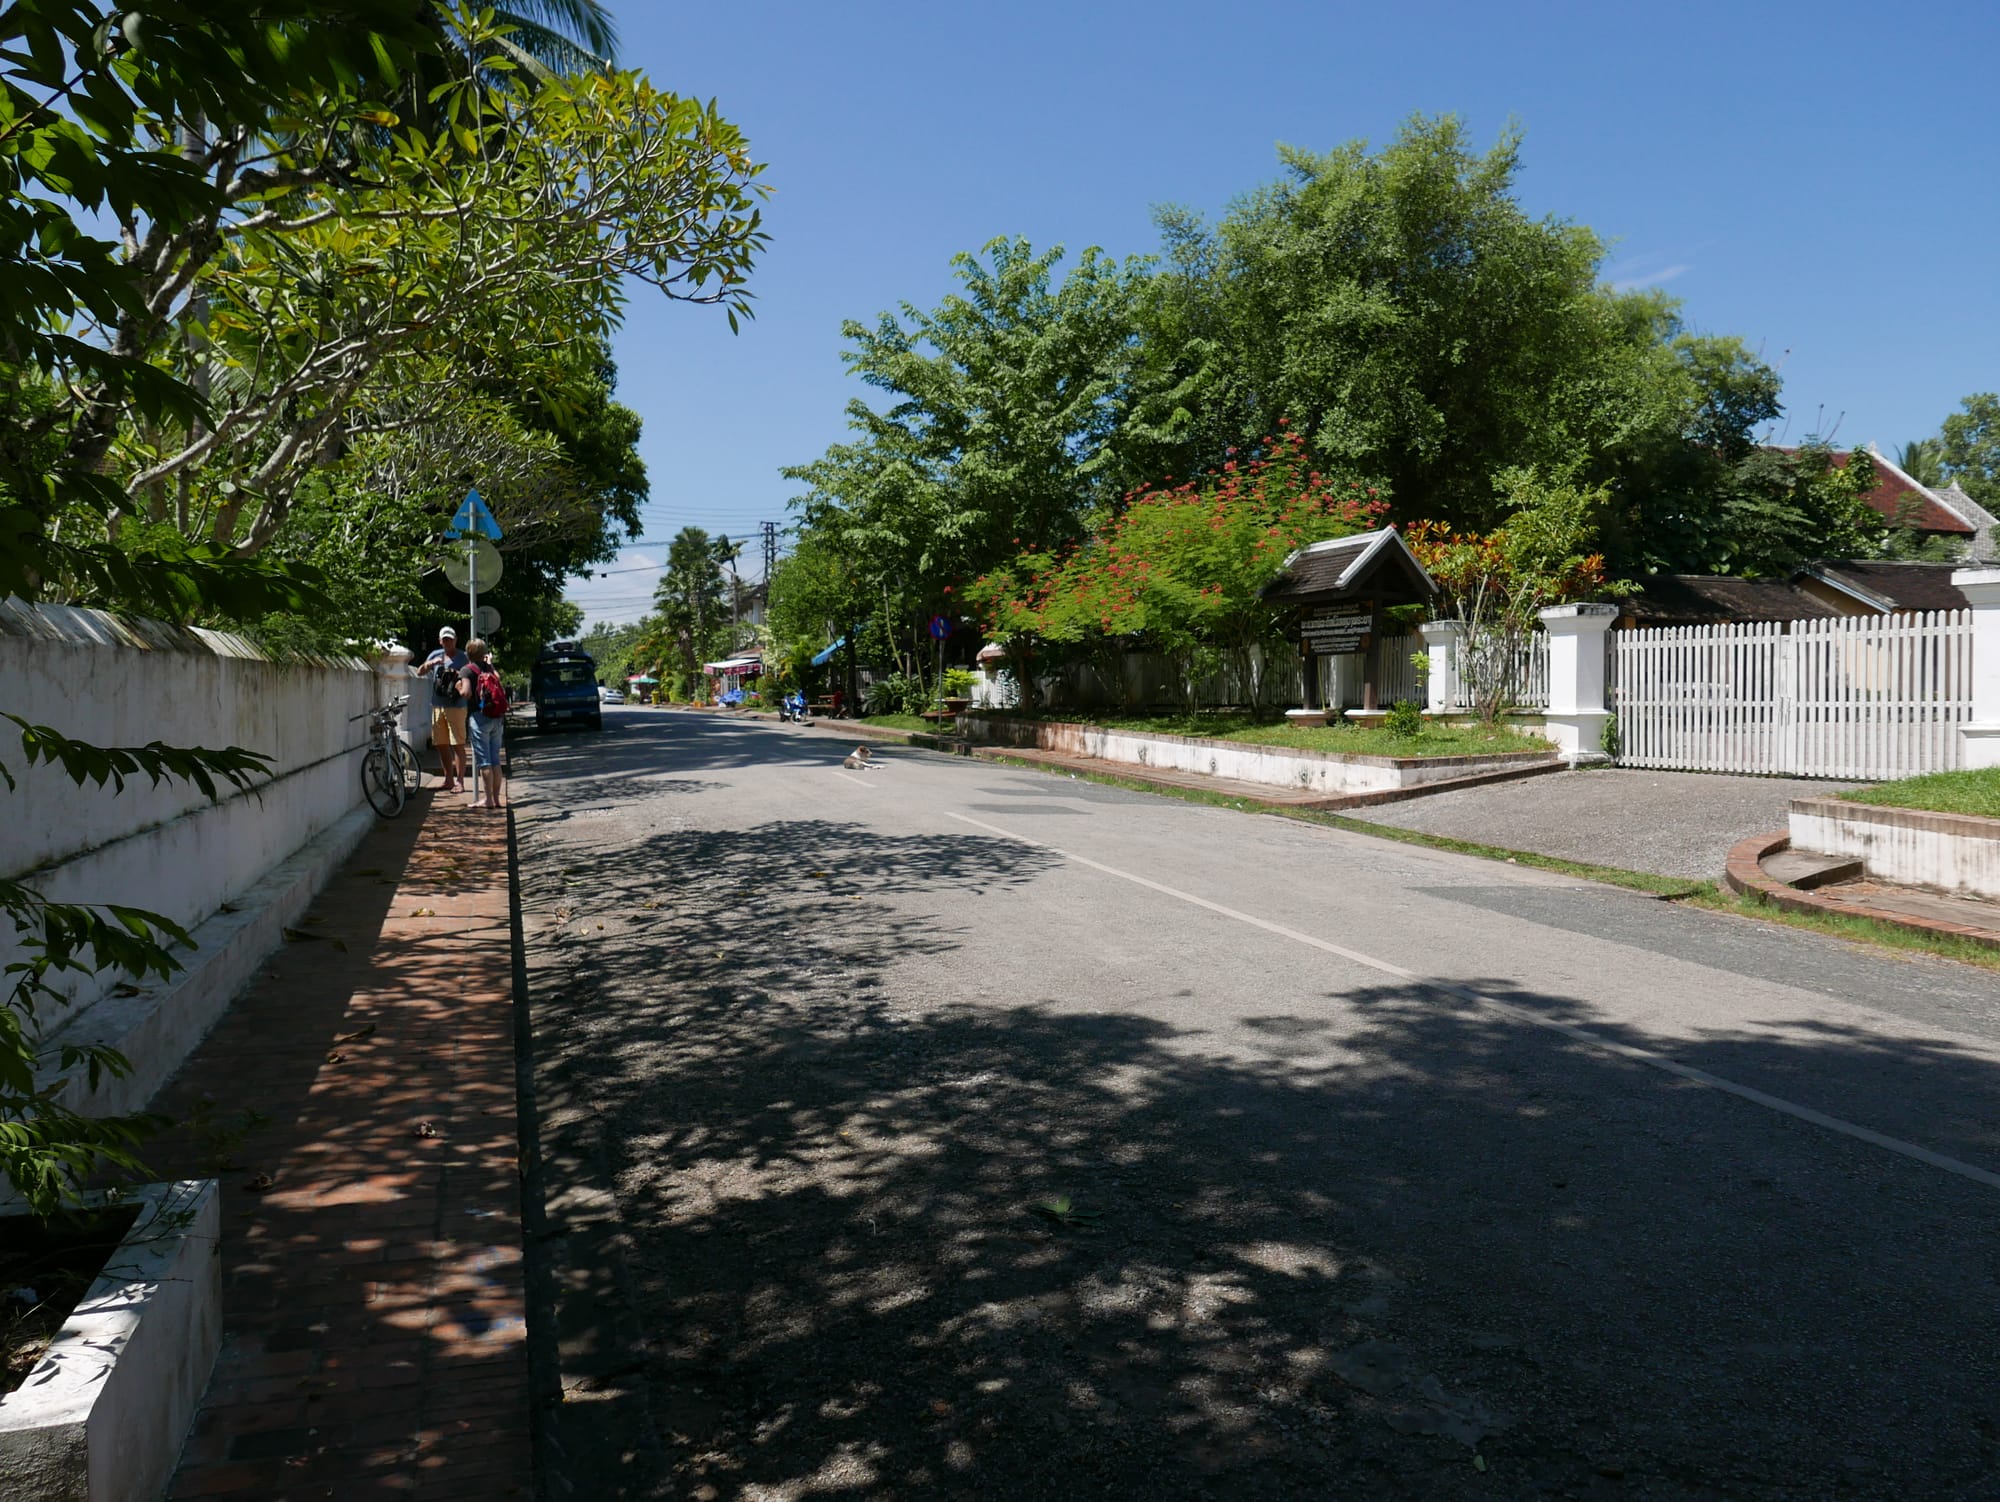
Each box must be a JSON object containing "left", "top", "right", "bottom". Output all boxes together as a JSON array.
[{"left": 512, "top": 710, "right": 2000, "bottom": 1502}]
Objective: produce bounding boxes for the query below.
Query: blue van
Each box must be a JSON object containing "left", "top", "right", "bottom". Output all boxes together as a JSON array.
[{"left": 532, "top": 642, "right": 602, "bottom": 731}]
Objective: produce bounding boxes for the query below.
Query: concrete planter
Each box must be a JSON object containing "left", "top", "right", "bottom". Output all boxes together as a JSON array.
[
  {"left": 0, "top": 1181, "right": 222, "bottom": 1502},
  {"left": 1791, "top": 797, "right": 2000, "bottom": 900},
  {"left": 959, "top": 714, "right": 1555, "bottom": 797}
]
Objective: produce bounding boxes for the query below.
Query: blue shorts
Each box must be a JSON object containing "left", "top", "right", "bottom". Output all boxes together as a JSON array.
[{"left": 469, "top": 713, "right": 504, "bottom": 770}]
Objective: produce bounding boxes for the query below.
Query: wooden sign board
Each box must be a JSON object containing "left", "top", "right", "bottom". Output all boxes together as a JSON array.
[{"left": 1301, "top": 602, "right": 1371, "bottom": 655}]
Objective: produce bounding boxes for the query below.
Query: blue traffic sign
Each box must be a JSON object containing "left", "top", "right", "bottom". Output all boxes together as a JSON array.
[
  {"left": 446, "top": 488, "right": 503, "bottom": 540},
  {"left": 928, "top": 615, "right": 951, "bottom": 640}
]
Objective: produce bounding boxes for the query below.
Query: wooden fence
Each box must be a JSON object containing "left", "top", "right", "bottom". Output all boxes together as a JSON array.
[{"left": 1612, "top": 611, "right": 1972, "bottom": 779}]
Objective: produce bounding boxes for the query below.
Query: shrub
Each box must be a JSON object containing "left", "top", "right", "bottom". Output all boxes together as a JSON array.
[{"left": 1384, "top": 700, "right": 1424, "bottom": 738}]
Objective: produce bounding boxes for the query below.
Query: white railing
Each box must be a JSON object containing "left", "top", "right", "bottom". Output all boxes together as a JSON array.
[{"left": 1612, "top": 611, "right": 1972, "bottom": 779}]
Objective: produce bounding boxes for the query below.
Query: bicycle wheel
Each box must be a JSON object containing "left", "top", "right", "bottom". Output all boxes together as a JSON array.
[
  {"left": 390, "top": 737, "right": 421, "bottom": 796},
  {"left": 361, "top": 745, "right": 406, "bottom": 818}
]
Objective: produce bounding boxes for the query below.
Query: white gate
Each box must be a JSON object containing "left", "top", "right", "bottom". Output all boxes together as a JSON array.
[{"left": 1613, "top": 611, "right": 1972, "bottom": 779}]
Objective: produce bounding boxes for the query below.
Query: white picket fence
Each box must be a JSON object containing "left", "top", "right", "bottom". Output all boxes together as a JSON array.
[
  {"left": 1612, "top": 611, "right": 1972, "bottom": 779},
  {"left": 1441, "top": 631, "right": 1549, "bottom": 713}
]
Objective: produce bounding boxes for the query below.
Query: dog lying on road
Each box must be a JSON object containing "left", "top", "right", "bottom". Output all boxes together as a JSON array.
[{"left": 842, "top": 746, "right": 874, "bottom": 770}]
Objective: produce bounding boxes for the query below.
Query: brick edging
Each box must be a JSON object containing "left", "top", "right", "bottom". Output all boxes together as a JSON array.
[
  {"left": 961, "top": 714, "right": 1556, "bottom": 770},
  {"left": 1723, "top": 829, "right": 2000, "bottom": 951}
]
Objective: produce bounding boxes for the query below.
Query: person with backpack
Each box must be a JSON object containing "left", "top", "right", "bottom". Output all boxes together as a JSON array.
[
  {"left": 461, "top": 638, "right": 509, "bottom": 811},
  {"left": 414, "top": 625, "right": 470, "bottom": 791}
]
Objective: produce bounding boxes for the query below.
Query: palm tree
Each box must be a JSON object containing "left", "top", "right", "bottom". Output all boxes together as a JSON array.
[
  {"left": 1896, "top": 437, "right": 1946, "bottom": 487},
  {"left": 479, "top": 0, "right": 618, "bottom": 74}
]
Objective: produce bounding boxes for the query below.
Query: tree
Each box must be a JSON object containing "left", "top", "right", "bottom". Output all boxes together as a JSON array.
[
  {"left": 1125, "top": 116, "right": 1672, "bottom": 533},
  {"left": 1897, "top": 437, "right": 1947, "bottom": 488},
  {"left": 652, "top": 527, "right": 735, "bottom": 699},
  {"left": 783, "top": 238, "right": 1152, "bottom": 687},
  {"left": 1937, "top": 393, "right": 2000, "bottom": 508},
  {"left": 968, "top": 424, "right": 1384, "bottom": 710},
  {"left": 1406, "top": 469, "right": 1614, "bottom": 722}
]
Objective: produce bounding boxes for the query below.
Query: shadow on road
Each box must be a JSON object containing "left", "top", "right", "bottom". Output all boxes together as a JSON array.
[{"left": 518, "top": 711, "right": 2000, "bottom": 1502}]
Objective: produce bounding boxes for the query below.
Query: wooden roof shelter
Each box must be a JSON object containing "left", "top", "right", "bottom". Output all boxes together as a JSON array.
[{"left": 1261, "top": 528, "right": 1438, "bottom": 609}]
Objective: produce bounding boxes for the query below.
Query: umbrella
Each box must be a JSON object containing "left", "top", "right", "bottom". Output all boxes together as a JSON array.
[{"left": 629, "top": 675, "right": 660, "bottom": 685}]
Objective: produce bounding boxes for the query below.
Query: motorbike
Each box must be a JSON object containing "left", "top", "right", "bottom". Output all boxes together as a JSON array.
[{"left": 780, "top": 692, "right": 814, "bottom": 725}]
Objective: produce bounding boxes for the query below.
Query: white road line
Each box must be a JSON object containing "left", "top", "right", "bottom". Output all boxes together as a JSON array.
[
  {"left": 944, "top": 809, "right": 2000, "bottom": 1194},
  {"left": 833, "top": 770, "right": 877, "bottom": 788}
]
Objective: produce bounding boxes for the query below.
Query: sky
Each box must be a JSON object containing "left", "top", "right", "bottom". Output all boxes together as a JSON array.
[{"left": 567, "top": 0, "right": 2000, "bottom": 628}]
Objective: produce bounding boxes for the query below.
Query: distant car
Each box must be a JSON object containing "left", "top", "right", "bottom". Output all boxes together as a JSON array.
[{"left": 600, "top": 688, "right": 625, "bottom": 706}]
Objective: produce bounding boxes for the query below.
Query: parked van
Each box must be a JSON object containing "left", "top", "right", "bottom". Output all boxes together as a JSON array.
[{"left": 532, "top": 642, "right": 602, "bottom": 731}]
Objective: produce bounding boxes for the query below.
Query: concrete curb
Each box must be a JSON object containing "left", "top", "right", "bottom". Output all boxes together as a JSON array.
[
  {"left": 42, "top": 804, "right": 376, "bottom": 1120},
  {"left": 1723, "top": 829, "right": 2000, "bottom": 951},
  {"left": 0, "top": 1180, "right": 222, "bottom": 1502}
]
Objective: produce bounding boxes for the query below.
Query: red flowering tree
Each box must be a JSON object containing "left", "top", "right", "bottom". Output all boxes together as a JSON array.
[
  {"left": 1405, "top": 468, "right": 1615, "bottom": 721},
  {"left": 969, "top": 424, "right": 1386, "bottom": 710}
]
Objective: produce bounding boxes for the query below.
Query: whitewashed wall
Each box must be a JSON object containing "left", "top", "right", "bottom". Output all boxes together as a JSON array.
[{"left": 0, "top": 600, "right": 393, "bottom": 1020}]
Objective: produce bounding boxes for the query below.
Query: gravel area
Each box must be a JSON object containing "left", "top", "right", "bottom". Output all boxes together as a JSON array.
[{"left": 1352, "top": 768, "right": 1857, "bottom": 880}]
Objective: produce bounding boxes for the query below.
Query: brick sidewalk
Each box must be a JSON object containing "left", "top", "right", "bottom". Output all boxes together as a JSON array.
[{"left": 142, "top": 792, "right": 530, "bottom": 1500}]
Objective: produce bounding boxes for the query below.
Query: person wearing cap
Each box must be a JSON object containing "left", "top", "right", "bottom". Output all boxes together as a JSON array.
[{"left": 414, "top": 626, "right": 471, "bottom": 792}]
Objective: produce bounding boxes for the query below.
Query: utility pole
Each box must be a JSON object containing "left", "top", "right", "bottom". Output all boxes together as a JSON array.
[{"left": 760, "top": 520, "right": 777, "bottom": 584}]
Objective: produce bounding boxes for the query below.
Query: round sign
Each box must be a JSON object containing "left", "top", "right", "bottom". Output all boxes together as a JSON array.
[
  {"left": 441, "top": 538, "right": 503, "bottom": 593},
  {"left": 928, "top": 615, "right": 951, "bottom": 640},
  {"left": 473, "top": 605, "right": 501, "bottom": 635}
]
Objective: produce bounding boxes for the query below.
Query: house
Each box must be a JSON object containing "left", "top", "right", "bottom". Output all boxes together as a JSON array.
[
  {"left": 1778, "top": 445, "right": 1998, "bottom": 557},
  {"left": 1620, "top": 560, "right": 1972, "bottom": 628}
]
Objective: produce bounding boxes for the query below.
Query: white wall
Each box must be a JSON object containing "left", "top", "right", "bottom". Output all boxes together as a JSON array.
[
  {"left": 0, "top": 600, "right": 396, "bottom": 1023},
  {"left": 961, "top": 713, "right": 1551, "bottom": 796},
  {"left": 1791, "top": 797, "right": 2000, "bottom": 899}
]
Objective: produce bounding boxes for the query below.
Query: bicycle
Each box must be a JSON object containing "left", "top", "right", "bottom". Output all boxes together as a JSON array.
[{"left": 354, "top": 695, "right": 420, "bottom": 818}]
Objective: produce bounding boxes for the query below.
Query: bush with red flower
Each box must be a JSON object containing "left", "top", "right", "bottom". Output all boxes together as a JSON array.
[{"left": 968, "top": 427, "right": 1386, "bottom": 709}]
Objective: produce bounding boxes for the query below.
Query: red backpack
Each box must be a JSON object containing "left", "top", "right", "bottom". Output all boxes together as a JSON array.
[{"left": 474, "top": 665, "right": 509, "bottom": 719}]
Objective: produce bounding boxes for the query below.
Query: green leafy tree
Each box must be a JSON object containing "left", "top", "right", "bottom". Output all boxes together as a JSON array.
[
  {"left": 784, "top": 237, "right": 1152, "bottom": 687},
  {"left": 1126, "top": 116, "right": 1668, "bottom": 532},
  {"left": 1407, "top": 470, "right": 1616, "bottom": 722},
  {"left": 1936, "top": 393, "right": 2000, "bottom": 509}
]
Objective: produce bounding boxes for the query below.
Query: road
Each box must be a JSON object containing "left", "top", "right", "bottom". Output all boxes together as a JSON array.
[{"left": 512, "top": 710, "right": 2000, "bottom": 1502}]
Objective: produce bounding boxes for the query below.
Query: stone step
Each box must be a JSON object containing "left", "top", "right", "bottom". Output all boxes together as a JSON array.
[{"left": 1764, "top": 847, "right": 1865, "bottom": 890}]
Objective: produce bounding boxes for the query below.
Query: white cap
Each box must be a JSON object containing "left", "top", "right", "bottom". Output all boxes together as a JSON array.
[{"left": 440, "top": 626, "right": 458, "bottom": 640}]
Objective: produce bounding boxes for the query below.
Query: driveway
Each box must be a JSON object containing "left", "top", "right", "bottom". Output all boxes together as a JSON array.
[
  {"left": 1353, "top": 767, "right": 1857, "bottom": 879},
  {"left": 512, "top": 711, "right": 2000, "bottom": 1501}
]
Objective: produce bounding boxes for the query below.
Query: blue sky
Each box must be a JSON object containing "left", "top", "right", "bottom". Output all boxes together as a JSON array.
[{"left": 570, "top": 0, "right": 1999, "bottom": 626}]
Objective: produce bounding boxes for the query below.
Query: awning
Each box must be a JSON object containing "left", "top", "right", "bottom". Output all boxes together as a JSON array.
[
  {"left": 703, "top": 655, "right": 762, "bottom": 676},
  {"left": 810, "top": 636, "right": 847, "bottom": 667}
]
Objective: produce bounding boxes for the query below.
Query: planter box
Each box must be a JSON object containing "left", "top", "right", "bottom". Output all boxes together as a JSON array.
[
  {"left": 0, "top": 1181, "right": 222, "bottom": 1502},
  {"left": 959, "top": 714, "right": 1555, "bottom": 797},
  {"left": 1791, "top": 797, "right": 2000, "bottom": 900}
]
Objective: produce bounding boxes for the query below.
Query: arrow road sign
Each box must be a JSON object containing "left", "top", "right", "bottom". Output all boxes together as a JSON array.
[{"left": 446, "top": 488, "right": 503, "bottom": 540}]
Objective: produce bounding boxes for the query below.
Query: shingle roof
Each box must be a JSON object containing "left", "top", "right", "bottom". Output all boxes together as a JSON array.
[
  {"left": 1261, "top": 529, "right": 1437, "bottom": 606},
  {"left": 1620, "top": 575, "right": 1842, "bottom": 626},
  {"left": 1803, "top": 561, "right": 1971, "bottom": 613}
]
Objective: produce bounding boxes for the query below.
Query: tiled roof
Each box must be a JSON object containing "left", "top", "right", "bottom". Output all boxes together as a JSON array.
[
  {"left": 1776, "top": 448, "right": 1977, "bottom": 536},
  {"left": 1620, "top": 575, "right": 1842, "bottom": 626}
]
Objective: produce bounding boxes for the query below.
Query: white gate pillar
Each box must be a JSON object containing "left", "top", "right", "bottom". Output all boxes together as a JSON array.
[
  {"left": 1538, "top": 604, "right": 1618, "bottom": 766},
  {"left": 1418, "top": 619, "right": 1463, "bottom": 716},
  {"left": 1952, "top": 569, "right": 2000, "bottom": 768}
]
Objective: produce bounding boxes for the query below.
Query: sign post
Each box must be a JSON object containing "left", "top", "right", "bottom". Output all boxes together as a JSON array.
[
  {"left": 929, "top": 614, "right": 952, "bottom": 722},
  {"left": 445, "top": 489, "right": 504, "bottom": 642}
]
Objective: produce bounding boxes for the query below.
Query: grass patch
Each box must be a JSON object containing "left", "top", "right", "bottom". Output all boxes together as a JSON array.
[
  {"left": 979, "top": 708, "right": 1548, "bottom": 759},
  {"left": 1838, "top": 767, "right": 2000, "bottom": 818},
  {"left": 857, "top": 713, "right": 944, "bottom": 733},
  {"left": 983, "top": 752, "right": 2000, "bottom": 971}
]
